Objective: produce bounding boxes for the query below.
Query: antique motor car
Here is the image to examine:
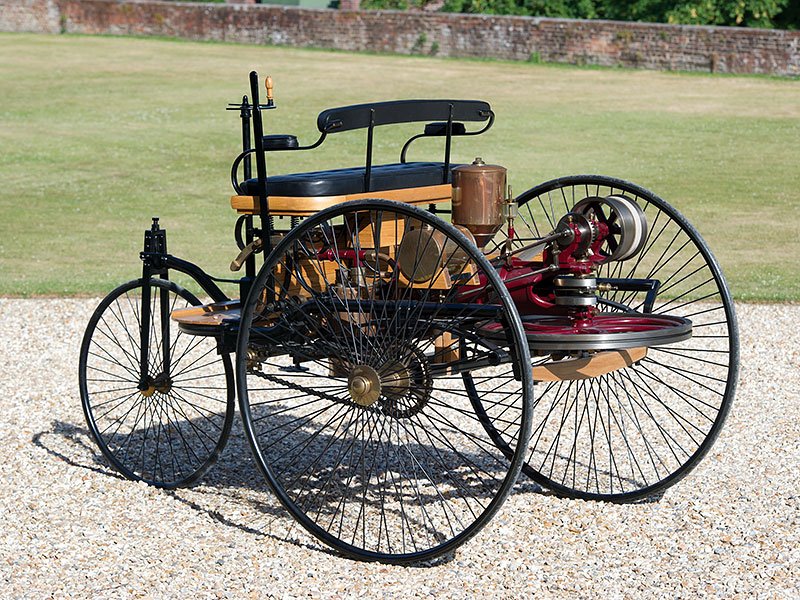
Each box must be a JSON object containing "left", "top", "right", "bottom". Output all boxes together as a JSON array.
[{"left": 79, "top": 72, "right": 738, "bottom": 564}]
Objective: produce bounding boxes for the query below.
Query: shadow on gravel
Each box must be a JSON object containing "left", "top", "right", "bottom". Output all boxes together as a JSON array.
[
  {"left": 32, "top": 419, "right": 548, "bottom": 501},
  {"left": 33, "top": 417, "right": 660, "bottom": 566},
  {"left": 32, "top": 418, "right": 464, "bottom": 567},
  {"left": 31, "top": 419, "right": 317, "bottom": 547},
  {"left": 31, "top": 420, "right": 125, "bottom": 481}
]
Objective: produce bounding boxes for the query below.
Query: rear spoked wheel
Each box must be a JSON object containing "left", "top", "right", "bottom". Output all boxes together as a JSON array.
[
  {"left": 478, "top": 175, "right": 738, "bottom": 501},
  {"left": 237, "top": 199, "right": 533, "bottom": 563},
  {"left": 79, "top": 278, "right": 235, "bottom": 488}
]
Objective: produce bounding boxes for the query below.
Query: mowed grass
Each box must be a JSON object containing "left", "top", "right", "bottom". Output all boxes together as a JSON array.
[{"left": 0, "top": 33, "right": 798, "bottom": 300}]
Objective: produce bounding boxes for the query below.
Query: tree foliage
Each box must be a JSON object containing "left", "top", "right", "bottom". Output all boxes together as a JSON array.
[
  {"left": 370, "top": 0, "right": 800, "bottom": 29},
  {"left": 440, "top": 0, "right": 599, "bottom": 17},
  {"left": 605, "top": 0, "right": 794, "bottom": 28}
]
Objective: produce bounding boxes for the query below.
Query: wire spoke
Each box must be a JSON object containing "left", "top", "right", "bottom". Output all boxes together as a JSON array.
[
  {"left": 237, "top": 201, "right": 531, "bottom": 561},
  {"left": 80, "top": 280, "right": 233, "bottom": 487},
  {"left": 496, "top": 177, "right": 736, "bottom": 501}
]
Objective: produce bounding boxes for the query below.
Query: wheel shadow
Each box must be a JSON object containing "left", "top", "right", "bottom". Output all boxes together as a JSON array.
[
  {"left": 31, "top": 418, "right": 332, "bottom": 556},
  {"left": 31, "top": 412, "right": 660, "bottom": 565},
  {"left": 31, "top": 420, "right": 125, "bottom": 481},
  {"left": 34, "top": 415, "right": 514, "bottom": 564}
]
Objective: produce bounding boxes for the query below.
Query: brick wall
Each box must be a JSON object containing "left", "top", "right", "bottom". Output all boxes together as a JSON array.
[
  {"left": 2, "top": 0, "right": 798, "bottom": 76},
  {"left": 0, "top": 0, "right": 61, "bottom": 33}
]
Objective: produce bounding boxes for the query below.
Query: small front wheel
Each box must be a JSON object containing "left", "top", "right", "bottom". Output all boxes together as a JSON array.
[{"left": 79, "top": 278, "right": 235, "bottom": 488}]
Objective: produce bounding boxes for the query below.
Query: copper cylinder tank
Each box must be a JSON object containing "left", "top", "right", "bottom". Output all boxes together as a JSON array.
[{"left": 451, "top": 157, "right": 507, "bottom": 249}]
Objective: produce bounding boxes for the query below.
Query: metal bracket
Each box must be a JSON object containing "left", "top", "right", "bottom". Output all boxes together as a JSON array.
[{"left": 140, "top": 217, "right": 168, "bottom": 271}]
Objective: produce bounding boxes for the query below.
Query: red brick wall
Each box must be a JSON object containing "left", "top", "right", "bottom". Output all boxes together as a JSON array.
[{"left": 2, "top": 0, "right": 798, "bottom": 76}]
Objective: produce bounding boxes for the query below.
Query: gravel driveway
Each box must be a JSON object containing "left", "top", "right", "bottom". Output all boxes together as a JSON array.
[{"left": 1, "top": 299, "right": 797, "bottom": 598}]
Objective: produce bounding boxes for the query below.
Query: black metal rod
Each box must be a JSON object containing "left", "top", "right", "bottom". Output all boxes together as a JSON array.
[
  {"left": 249, "top": 71, "right": 272, "bottom": 260},
  {"left": 156, "top": 227, "right": 171, "bottom": 375},
  {"left": 443, "top": 103, "right": 453, "bottom": 183},
  {"left": 139, "top": 266, "right": 152, "bottom": 388},
  {"left": 239, "top": 95, "right": 256, "bottom": 281},
  {"left": 159, "top": 279, "right": 171, "bottom": 376},
  {"left": 364, "top": 109, "right": 375, "bottom": 192},
  {"left": 241, "top": 95, "right": 252, "bottom": 181},
  {"left": 597, "top": 277, "right": 661, "bottom": 313},
  {"left": 399, "top": 134, "right": 422, "bottom": 163},
  {"left": 160, "top": 255, "right": 230, "bottom": 303}
]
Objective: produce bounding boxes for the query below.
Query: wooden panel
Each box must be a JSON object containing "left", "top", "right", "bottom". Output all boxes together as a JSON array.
[
  {"left": 486, "top": 249, "right": 545, "bottom": 263},
  {"left": 274, "top": 258, "right": 339, "bottom": 297},
  {"left": 231, "top": 183, "right": 452, "bottom": 216},
  {"left": 532, "top": 347, "right": 648, "bottom": 382},
  {"left": 433, "top": 331, "right": 460, "bottom": 363},
  {"left": 354, "top": 213, "right": 405, "bottom": 249},
  {"left": 450, "top": 263, "right": 481, "bottom": 286}
]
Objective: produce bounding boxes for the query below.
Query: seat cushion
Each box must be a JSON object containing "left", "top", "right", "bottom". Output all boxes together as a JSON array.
[{"left": 241, "top": 162, "right": 455, "bottom": 198}]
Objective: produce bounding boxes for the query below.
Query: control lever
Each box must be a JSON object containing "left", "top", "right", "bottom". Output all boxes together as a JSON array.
[
  {"left": 230, "top": 237, "right": 263, "bottom": 271},
  {"left": 265, "top": 76, "right": 274, "bottom": 106}
]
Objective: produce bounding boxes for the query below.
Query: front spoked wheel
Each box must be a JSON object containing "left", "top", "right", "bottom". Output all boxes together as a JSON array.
[
  {"left": 237, "top": 199, "right": 532, "bottom": 563},
  {"left": 478, "top": 175, "right": 738, "bottom": 502},
  {"left": 79, "top": 278, "right": 235, "bottom": 488}
]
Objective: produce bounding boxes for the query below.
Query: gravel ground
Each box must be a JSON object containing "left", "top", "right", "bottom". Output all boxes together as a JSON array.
[{"left": 0, "top": 299, "right": 797, "bottom": 598}]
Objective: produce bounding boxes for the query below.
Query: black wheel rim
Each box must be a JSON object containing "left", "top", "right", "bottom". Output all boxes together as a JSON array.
[
  {"left": 236, "top": 199, "right": 533, "bottom": 563},
  {"left": 478, "top": 175, "right": 738, "bottom": 501},
  {"left": 79, "top": 279, "right": 235, "bottom": 488}
]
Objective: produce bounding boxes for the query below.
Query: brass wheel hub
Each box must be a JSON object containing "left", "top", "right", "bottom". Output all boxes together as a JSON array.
[
  {"left": 346, "top": 352, "right": 431, "bottom": 416},
  {"left": 139, "top": 374, "right": 172, "bottom": 397},
  {"left": 348, "top": 365, "right": 381, "bottom": 407}
]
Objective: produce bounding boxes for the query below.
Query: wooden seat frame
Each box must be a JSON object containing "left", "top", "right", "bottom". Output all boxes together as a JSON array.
[
  {"left": 170, "top": 73, "right": 496, "bottom": 333},
  {"left": 230, "top": 183, "right": 452, "bottom": 216},
  {"left": 230, "top": 76, "right": 494, "bottom": 252}
]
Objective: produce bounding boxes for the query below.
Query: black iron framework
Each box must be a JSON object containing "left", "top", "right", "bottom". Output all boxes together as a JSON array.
[{"left": 78, "top": 70, "right": 738, "bottom": 565}]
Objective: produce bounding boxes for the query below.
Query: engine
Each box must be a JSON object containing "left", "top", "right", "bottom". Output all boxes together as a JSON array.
[{"left": 396, "top": 157, "right": 651, "bottom": 319}]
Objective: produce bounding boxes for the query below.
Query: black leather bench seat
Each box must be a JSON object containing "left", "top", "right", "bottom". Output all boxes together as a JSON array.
[{"left": 241, "top": 162, "right": 455, "bottom": 198}]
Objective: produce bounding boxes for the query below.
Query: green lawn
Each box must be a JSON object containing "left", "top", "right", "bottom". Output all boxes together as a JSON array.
[{"left": 1, "top": 33, "right": 798, "bottom": 300}]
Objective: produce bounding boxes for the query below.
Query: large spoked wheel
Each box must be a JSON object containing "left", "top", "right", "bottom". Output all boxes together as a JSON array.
[
  {"left": 479, "top": 175, "right": 739, "bottom": 502},
  {"left": 79, "top": 278, "right": 235, "bottom": 488},
  {"left": 236, "top": 199, "right": 533, "bottom": 564}
]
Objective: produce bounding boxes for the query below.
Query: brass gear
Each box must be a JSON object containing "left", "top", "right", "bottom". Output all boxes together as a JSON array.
[{"left": 378, "top": 348, "right": 432, "bottom": 419}]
